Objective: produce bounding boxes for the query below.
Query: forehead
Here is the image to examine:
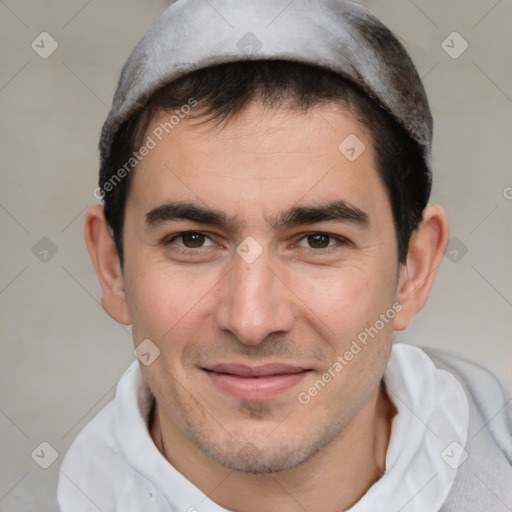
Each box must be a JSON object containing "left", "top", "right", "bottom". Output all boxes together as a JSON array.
[{"left": 126, "top": 100, "right": 391, "bottom": 231}]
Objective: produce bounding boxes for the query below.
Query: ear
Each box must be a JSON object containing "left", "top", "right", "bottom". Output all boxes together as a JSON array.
[
  {"left": 394, "top": 204, "right": 449, "bottom": 331},
  {"left": 84, "top": 204, "right": 131, "bottom": 325}
]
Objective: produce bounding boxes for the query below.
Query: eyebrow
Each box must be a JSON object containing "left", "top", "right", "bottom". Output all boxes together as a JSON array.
[{"left": 145, "top": 200, "right": 369, "bottom": 231}]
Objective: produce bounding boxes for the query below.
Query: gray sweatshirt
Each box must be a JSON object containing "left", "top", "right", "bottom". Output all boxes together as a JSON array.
[{"left": 424, "top": 348, "right": 512, "bottom": 510}]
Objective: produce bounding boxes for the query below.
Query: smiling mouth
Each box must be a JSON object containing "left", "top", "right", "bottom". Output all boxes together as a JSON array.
[{"left": 202, "top": 363, "right": 311, "bottom": 401}]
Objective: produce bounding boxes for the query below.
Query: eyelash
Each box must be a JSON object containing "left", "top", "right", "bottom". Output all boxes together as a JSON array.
[{"left": 162, "top": 231, "right": 350, "bottom": 254}]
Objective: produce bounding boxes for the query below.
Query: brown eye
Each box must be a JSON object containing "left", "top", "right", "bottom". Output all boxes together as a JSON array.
[
  {"left": 307, "top": 233, "right": 331, "bottom": 249},
  {"left": 295, "top": 232, "right": 348, "bottom": 252},
  {"left": 181, "top": 232, "right": 206, "bottom": 248}
]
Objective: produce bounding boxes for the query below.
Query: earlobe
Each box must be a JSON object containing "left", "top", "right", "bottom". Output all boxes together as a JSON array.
[
  {"left": 84, "top": 204, "right": 131, "bottom": 325},
  {"left": 394, "top": 205, "right": 449, "bottom": 331}
]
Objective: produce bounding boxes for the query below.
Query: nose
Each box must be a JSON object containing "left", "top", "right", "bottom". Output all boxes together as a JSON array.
[{"left": 213, "top": 249, "right": 295, "bottom": 346}]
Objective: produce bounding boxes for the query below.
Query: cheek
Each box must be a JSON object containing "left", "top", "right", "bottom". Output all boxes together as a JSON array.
[
  {"left": 124, "top": 257, "right": 174, "bottom": 339},
  {"left": 124, "top": 256, "right": 219, "bottom": 344},
  {"left": 289, "top": 266, "right": 374, "bottom": 327},
  {"left": 286, "top": 260, "right": 397, "bottom": 353}
]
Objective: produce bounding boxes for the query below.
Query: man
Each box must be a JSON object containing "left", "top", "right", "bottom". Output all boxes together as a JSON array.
[{"left": 57, "top": 0, "right": 512, "bottom": 510}]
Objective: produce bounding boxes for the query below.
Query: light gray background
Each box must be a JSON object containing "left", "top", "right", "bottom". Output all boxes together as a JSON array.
[{"left": 0, "top": 0, "right": 511, "bottom": 510}]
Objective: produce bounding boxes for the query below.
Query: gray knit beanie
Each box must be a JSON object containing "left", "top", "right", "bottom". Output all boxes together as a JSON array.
[{"left": 99, "top": 0, "right": 432, "bottom": 172}]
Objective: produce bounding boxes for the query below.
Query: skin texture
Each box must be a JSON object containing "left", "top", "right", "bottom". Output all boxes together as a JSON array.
[{"left": 85, "top": 100, "right": 448, "bottom": 512}]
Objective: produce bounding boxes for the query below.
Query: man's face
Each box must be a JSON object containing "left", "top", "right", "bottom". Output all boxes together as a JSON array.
[{"left": 121, "top": 100, "right": 400, "bottom": 472}]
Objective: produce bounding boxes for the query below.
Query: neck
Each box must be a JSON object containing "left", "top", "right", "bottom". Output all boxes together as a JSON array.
[{"left": 150, "top": 382, "right": 396, "bottom": 512}]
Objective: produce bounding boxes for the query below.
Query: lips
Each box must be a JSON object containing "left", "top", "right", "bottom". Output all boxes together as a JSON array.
[
  {"left": 206, "top": 363, "right": 306, "bottom": 377},
  {"left": 202, "top": 363, "right": 310, "bottom": 401}
]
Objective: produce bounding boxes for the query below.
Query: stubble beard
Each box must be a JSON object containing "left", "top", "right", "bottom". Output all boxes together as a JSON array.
[{"left": 177, "top": 399, "right": 350, "bottom": 474}]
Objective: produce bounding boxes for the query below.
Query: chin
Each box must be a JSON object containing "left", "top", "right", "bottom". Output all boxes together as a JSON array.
[{"left": 189, "top": 425, "right": 335, "bottom": 474}]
